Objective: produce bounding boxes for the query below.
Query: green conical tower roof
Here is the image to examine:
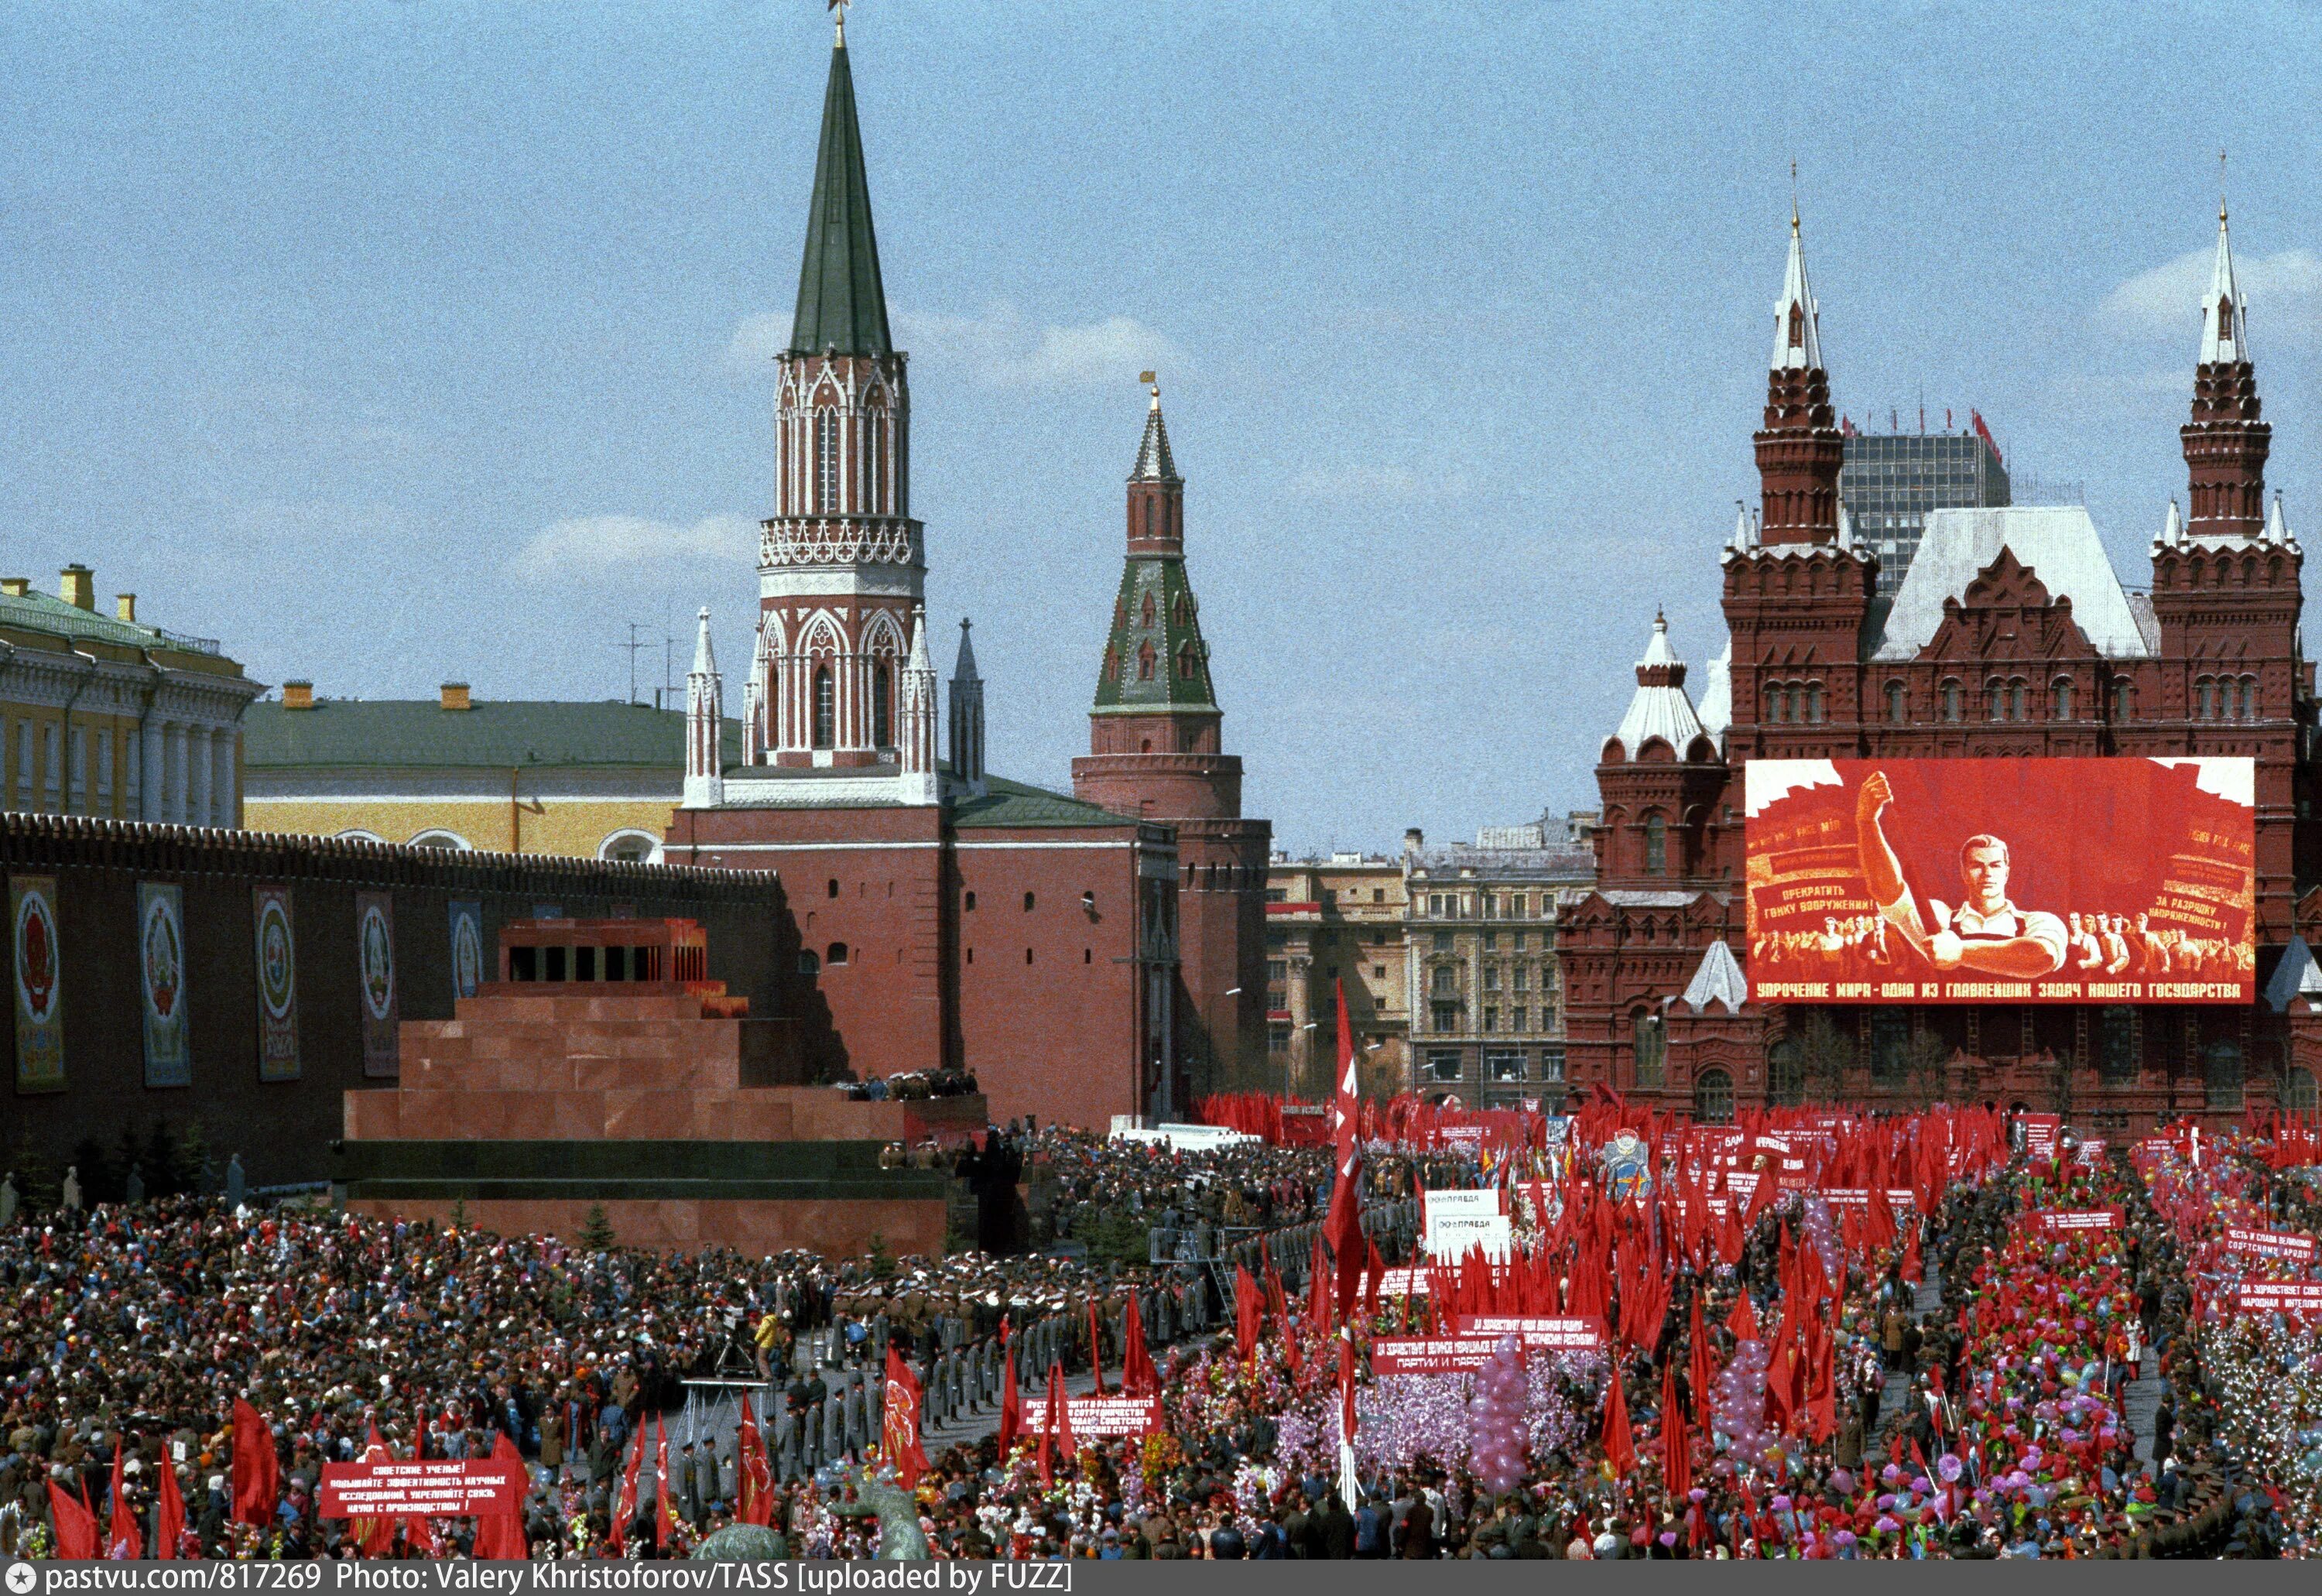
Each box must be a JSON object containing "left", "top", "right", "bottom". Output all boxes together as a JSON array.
[{"left": 789, "top": 34, "right": 892, "bottom": 358}]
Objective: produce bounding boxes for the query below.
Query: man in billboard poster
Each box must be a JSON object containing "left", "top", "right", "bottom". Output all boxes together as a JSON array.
[{"left": 1856, "top": 771, "right": 2068, "bottom": 978}]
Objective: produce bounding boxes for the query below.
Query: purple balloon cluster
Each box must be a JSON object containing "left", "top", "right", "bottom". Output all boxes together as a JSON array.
[
  {"left": 1714, "top": 1336, "right": 1777, "bottom": 1466},
  {"left": 1800, "top": 1194, "right": 1843, "bottom": 1288},
  {"left": 1468, "top": 1336, "right": 1529, "bottom": 1495}
]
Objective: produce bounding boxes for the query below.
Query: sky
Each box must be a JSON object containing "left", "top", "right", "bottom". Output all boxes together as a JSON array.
[{"left": 7, "top": 2, "right": 2322, "bottom": 858}]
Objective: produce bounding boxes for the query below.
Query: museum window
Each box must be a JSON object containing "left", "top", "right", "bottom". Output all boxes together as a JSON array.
[
  {"left": 1643, "top": 813, "right": 1666, "bottom": 875},
  {"left": 1632, "top": 1009, "right": 1665, "bottom": 1089},
  {"left": 1766, "top": 684, "right": 1786, "bottom": 724},
  {"left": 812, "top": 666, "right": 836, "bottom": 748},
  {"left": 2238, "top": 675, "right": 2259, "bottom": 721},
  {"left": 1985, "top": 677, "right": 2006, "bottom": 721},
  {"left": 2098, "top": 1006, "right": 2139, "bottom": 1084},
  {"left": 1885, "top": 680, "right": 1906, "bottom": 724},
  {"left": 2111, "top": 679, "right": 2132, "bottom": 721},
  {"left": 2052, "top": 678, "right": 2074, "bottom": 721},
  {"left": 1693, "top": 1067, "right": 1735, "bottom": 1125},
  {"left": 1941, "top": 680, "right": 1962, "bottom": 721},
  {"left": 1768, "top": 1039, "right": 1803, "bottom": 1106},
  {"left": 2288, "top": 1067, "right": 2320, "bottom": 1111},
  {"left": 2195, "top": 677, "right": 2217, "bottom": 721},
  {"left": 1806, "top": 683, "right": 1826, "bottom": 724},
  {"left": 2205, "top": 1038, "right": 2245, "bottom": 1110}
]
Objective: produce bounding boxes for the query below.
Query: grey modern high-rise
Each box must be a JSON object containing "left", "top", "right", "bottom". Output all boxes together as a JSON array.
[{"left": 1839, "top": 423, "right": 2011, "bottom": 594}]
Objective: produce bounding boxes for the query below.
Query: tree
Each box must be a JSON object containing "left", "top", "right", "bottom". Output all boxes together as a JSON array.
[
  {"left": 578, "top": 1205, "right": 617, "bottom": 1252},
  {"left": 1794, "top": 1012, "right": 1855, "bottom": 1105},
  {"left": 865, "top": 1231, "right": 898, "bottom": 1282},
  {"left": 1903, "top": 1030, "right": 1955, "bottom": 1110}
]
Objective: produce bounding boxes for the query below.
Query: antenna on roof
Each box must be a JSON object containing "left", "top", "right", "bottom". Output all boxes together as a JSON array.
[{"left": 622, "top": 622, "right": 647, "bottom": 706}]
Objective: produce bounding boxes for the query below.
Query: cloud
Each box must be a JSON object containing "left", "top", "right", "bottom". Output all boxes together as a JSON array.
[
  {"left": 724, "top": 303, "right": 1190, "bottom": 391},
  {"left": 510, "top": 514, "right": 756, "bottom": 581},
  {"left": 2099, "top": 245, "right": 2322, "bottom": 341}
]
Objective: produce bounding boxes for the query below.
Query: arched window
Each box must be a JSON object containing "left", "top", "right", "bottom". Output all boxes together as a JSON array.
[
  {"left": 2196, "top": 677, "right": 2217, "bottom": 721},
  {"left": 827, "top": 878, "right": 839, "bottom": 899},
  {"left": 2288, "top": 1067, "right": 2319, "bottom": 1111},
  {"left": 409, "top": 829, "right": 472, "bottom": 851},
  {"left": 813, "top": 407, "right": 839, "bottom": 513},
  {"left": 1985, "top": 677, "right": 2006, "bottom": 721},
  {"left": 598, "top": 830, "right": 659, "bottom": 864},
  {"left": 1176, "top": 643, "right": 1198, "bottom": 680},
  {"left": 870, "top": 658, "right": 893, "bottom": 748},
  {"left": 861, "top": 404, "right": 885, "bottom": 512},
  {"left": 1137, "top": 642, "right": 1156, "bottom": 680},
  {"left": 797, "top": 949, "right": 820, "bottom": 976},
  {"left": 1942, "top": 680, "right": 1962, "bottom": 721},
  {"left": 2052, "top": 678, "right": 2074, "bottom": 721},
  {"left": 1140, "top": 591, "right": 1156, "bottom": 626},
  {"left": 2240, "top": 676, "right": 2259, "bottom": 721},
  {"left": 1022, "top": 892, "right": 1036, "bottom": 912},
  {"left": 2205, "top": 1038, "right": 2245, "bottom": 1109},
  {"left": 1173, "top": 593, "right": 1192, "bottom": 627},
  {"left": 1767, "top": 684, "right": 1787, "bottom": 724},
  {"left": 1693, "top": 1067, "right": 1734, "bottom": 1125},
  {"left": 2012, "top": 680, "right": 2028, "bottom": 721},
  {"left": 1788, "top": 303, "right": 1807, "bottom": 350},
  {"left": 1632, "top": 1009, "right": 1666, "bottom": 1090},
  {"left": 1807, "top": 683, "right": 1826, "bottom": 724},
  {"left": 1768, "top": 1039, "right": 1803, "bottom": 1106},
  {"left": 1643, "top": 813, "right": 1667, "bottom": 875},
  {"left": 1143, "top": 498, "right": 1155, "bottom": 540},
  {"left": 2111, "top": 679, "right": 2132, "bottom": 721},
  {"left": 812, "top": 665, "right": 836, "bottom": 748},
  {"left": 1885, "top": 680, "right": 1906, "bottom": 724},
  {"left": 826, "top": 941, "right": 850, "bottom": 967}
]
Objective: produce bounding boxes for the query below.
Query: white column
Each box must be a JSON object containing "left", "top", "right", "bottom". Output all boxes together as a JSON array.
[
  {"left": 211, "top": 733, "right": 235, "bottom": 827},
  {"left": 166, "top": 721, "right": 189, "bottom": 824},
  {"left": 140, "top": 718, "right": 165, "bottom": 821},
  {"left": 187, "top": 725, "right": 212, "bottom": 827}
]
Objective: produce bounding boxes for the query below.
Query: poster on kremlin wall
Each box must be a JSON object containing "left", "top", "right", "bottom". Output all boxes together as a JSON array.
[
  {"left": 10, "top": 875, "right": 63, "bottom": 1093},
  {"left": 358, "top": 892, "right": 399, "bottom": 1077},
  {"left": 137, "top": 882, "right": 190, "bottom": 1087},
  {"left": 448, "top": 899, "right": 485, "bottom": 999},
  {"left": 252, "top": 885, "right": 300, "bottom": 1081},
  {"left": 1745, "top": 757, "right": 2255, "bottom": 1005}
]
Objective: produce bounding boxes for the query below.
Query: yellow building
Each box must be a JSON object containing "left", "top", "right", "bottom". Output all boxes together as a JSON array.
[
  {"left": 0, "top": 563, "right": 259, "bottom": 825},
  {"left": 242, "top": 683, "right": 741, "bottom": 861},
  {"left": 1263, "top": 852, "right": 1409, "bottom": 1097}
]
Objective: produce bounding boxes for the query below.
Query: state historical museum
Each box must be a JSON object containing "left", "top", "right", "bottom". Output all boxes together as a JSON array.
[
  {"left": 1563, "top": 204, "right": 2322, "bottom": 1131},
  {"left": 661, "top": 24, "right": 1269, "bottom": 1128}
]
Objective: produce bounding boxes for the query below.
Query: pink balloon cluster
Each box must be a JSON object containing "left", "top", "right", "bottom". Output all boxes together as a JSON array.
[
  {"left": 1468, "top": 1336, "right": 1529, "bottom": 1495},
  {"left": 1800, "top": 1193, "right": 1843, "bottom": 1286},
  {"left": 1714, "top": 1335, "right": 1777, "bottom": 1466}
]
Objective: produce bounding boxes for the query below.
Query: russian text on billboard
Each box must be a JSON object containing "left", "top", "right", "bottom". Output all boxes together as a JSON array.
[{"left": 1745, "top": 758, "right": 2255, "bottom": 1004}]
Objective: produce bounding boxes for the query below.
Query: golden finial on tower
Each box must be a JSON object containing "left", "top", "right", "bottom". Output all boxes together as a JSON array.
[
  {"left": 2219, "top": 148, "right": 2229, "bottom": 222},
  {"left": 1790, "top": 159, "right": 1800, "bottom": 232},
  {"left": 1139, "top": 369, "right": 1159, "bottom": 407},
  {"left": 828, "top": 0, "right": 849, "bottom": 46}
]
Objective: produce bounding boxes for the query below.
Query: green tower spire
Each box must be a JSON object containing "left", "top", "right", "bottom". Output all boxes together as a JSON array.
[{"left": 789, "top": 29, "right": 892, "bottom": 358}]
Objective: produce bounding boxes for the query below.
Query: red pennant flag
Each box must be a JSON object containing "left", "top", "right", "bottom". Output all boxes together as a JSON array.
[
  {"left": 1659, "top": 1361, "right": 1692, "bottom": 1501},
  {"left": 1601, "top": 1365, "right": 1639, "bottom": 1477},
  {"left": 1325, "top": 980, "right": 1367, "bottom": 1317},
  {"left": 473, "top": 1433, "right": 529, "bottom": 1560},
  {"left": 231, "top": 1398, "right": 280, "bottom": 1529},
  {"left": 1688, "top": 1295, "right": 1717, "bottom": 1426},
  {"left": 47, "top": 1478, "right": 97, "bottom": 1560},
  {"left": 105, "top": 1440, "right": 142, "bottom": 1560},
  {"left": 153, "top": 1451, "right": 187, "bottom": 1560},
  {"left": 1038, "top": 1361, "right": 1076, "bottom": 1487},
  {"left": 1234, "top": 1265, "right": 1262, "bottom": 1362},
  {"left": 735, "top": 1394, "right": 775, "bottom": 1527},
  {"left": 611, "top": 1425, "right": 644, "bottom": 1551},
  {"left": 1306, "top": 1231, "right": 1333, "bottom": 1331},
  {"left": 1122, "top": 1293, "right": 1159, "bottom": 1397},
  {"left": 996, "top": 1320, "right": 1024, "bottom": 1458},
  {"left": 882, "top": 1345, "right": 930, "bottom": 1488}
]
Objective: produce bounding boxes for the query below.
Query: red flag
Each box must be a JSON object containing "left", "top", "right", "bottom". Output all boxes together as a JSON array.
[
  {"left": 882, "top": 1345, "right": 930, "bottom": 1488},
  {"left": 1234, "top": 1264, "right": 1262, "bottom": 1361},
  {"left": 996, "top": 1323, "right": 1024, "bottom": 1457},
  {"left": 105, "top": 1441, "right": 141, "bottom": 1560},
  {"left": 1086, "top": 1296, "right": 1108, "bottom": 1395},
  {"left": 473, "top": 1433, "right": 529, "bottom": 1560},
  {"left": 1306, "top": 1231, "right": 1333, "bottom": 1331},
  {"left": 735, "top": 1395, "right": 774, "bottom": 1528},
  {"left": 1122, "top": 1293, "right": 1159, "bottom": 1396},
  {"left": 652, "top": 1414, "right": 673, "bottom": 1549},
  {"left": 153, "top": 1454, "right": 187, "bottom": 1560},
  {"left": 1659, "top": 1361, "right": 1692, "bottom": 1501},
  {"left": 1688, "top": 1294, "right": 1717, "bottom": 1426},
  {"left": 231, "top": 1399, "right": 280, "bottom": 1528},
  {"left": 610, "top": 1426, "right": 644, "bottom": 1552},
  {"left": 1037, "top": 1362, "right": 1075, "bottom": 1487},
  {"left": 1601, "top": 1365, "right": 1638, "bottom": 1477},
  {"left": 47, "top": 1479, "right": 97, "bottom": 1560},
  {"left": 1363, "top": 1235, "right": 1385, "bottom": 1323}
]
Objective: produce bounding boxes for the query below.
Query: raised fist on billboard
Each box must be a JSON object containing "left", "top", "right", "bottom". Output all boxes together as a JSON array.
[{"left": 1856, "top": 768, "right": 2067, "bottom": 978}]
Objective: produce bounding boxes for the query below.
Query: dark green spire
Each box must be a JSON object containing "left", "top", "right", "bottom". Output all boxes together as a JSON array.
[{"left": 789, "top": 35, "right": 892, "bottom": 358}]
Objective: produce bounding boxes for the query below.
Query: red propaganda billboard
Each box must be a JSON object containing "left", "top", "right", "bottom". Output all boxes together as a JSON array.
[
  {"left": 1372, "top": 1337, "right": 1511, "bottom": 1375},
  {"left": 2238, "top": 1282, "right": 2322, "bottom": 1317},
  {"left": 1454, "top": 1315, "right": 1608, "bottom": 1351},
  {"left": 1745, "top": 758, "right": 2255, "bottom": 1004},
  {"left": 319, "top": 1461, "right": 526, "bottom": 1518},
  {"left": 2032, "top": 1208, "right": 2122, "bottom": 1235},
  {"left": 2222, "top": 1227, "right": 2318, "bottom": 1263},
  {"left": 1046, "top": 1396, "right": 1163, "bottom": 1436}
]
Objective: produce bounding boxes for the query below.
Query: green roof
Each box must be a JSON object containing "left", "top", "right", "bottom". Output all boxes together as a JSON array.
[
  {"left": 0, "top": 587, "right": 229, "bottom": 662},
  {"left": 245, "top": 700, "right": 743, "bottom": 771},
  {"left": 952, "top": 773, "right": 1139, "bottom": 831},
  {"left": 1092, "top": 556, "right": 1219, "bottom": 714},
  {"left": 789, "top": 39, "right": 892, "bottom": 358}
]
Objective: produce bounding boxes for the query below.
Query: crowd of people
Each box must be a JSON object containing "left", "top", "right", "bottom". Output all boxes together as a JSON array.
[{"left": 0, "top": 1107, "right": 2315, "bottom": 1560}]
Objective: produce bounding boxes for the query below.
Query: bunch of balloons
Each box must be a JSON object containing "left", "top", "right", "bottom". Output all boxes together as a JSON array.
[
  {"left": 1468, "top": 1336, "right": 1529, "bottom": 1495},
  {"left": 1801, "top": 1194, "right": 1844, "bottom": 1290},
  {"left": 1714, "top": 1334, "right": 1776, "bottom": 1467}
]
